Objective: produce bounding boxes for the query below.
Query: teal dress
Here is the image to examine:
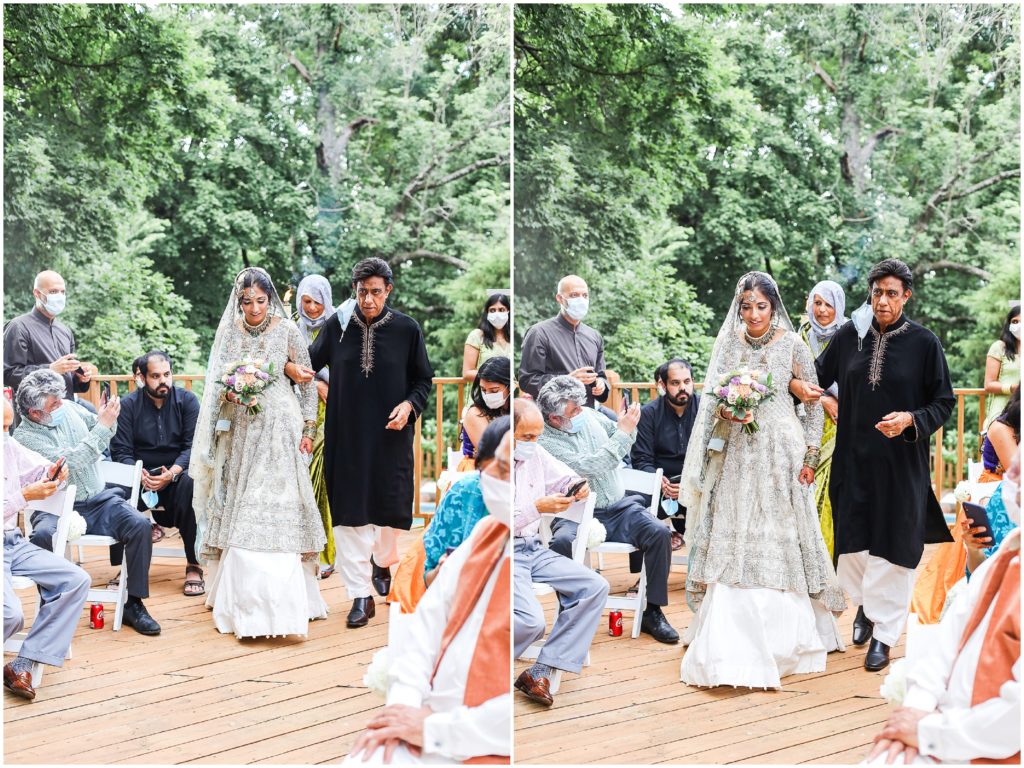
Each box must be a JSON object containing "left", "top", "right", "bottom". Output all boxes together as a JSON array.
[
  {"left": 422, "top": 473, "right": 487, "bottom": 574},
  {"left": 966, "top": 482, "right": 1017, "bottom": 579}
]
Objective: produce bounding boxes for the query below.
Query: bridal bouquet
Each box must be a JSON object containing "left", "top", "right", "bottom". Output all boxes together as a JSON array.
[
  {"left": 220, "top": 358, "right": 276, "bottom": 416},
  {"left": 712, "top": 368, "right": 774, "bottom": 434}
]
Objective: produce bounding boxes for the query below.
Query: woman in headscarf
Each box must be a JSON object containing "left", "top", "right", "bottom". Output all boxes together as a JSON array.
[
  {"left": 292, "top": 275, "right": 338, "bottom": 577},
  {"left": 799, "top": 280, "right": 848, "bottom": 563}
]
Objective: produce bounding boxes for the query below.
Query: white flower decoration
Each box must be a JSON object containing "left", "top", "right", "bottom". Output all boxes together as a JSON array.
[
  {"left": 954, "top": 481, "right": 971, "bottom": 503},
  {"left": 244, "top": 364, "right": 256, "bottom": 374},
  {"left": 363, "top": 647, "right": 392, "bottom": 698},
  {"left": 586, "top": 519, "right": 607, "bottom": 548},
  {"left": 879, "top": 658, "right": 908, "bottom": 705},
  {"left": 739, "top": 374, "right": 752, "bottom": 385},
  {"left": 66, "top": 511, "right": 88, "bottom": 542}
]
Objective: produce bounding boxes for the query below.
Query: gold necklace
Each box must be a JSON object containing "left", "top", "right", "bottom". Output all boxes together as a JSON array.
[{"left": 243, "top": 312, "right": 272, "bottom": 337}]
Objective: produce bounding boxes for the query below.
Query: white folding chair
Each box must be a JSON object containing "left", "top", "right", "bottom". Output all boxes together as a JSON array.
[
  {"left": 584, "top": 467, "right": 662, "bottom": 639},
  {"left": 967, "top": 460, "right": 983, "bottom": 485},
  {"left": 5, "top": 484, "right": 77, "bottom": 689},
  {"left": 72, "top": 460, "right": 142, "bottom": 631},
  {"left": 517, "top": 495, "right": 597, "bottom": 692}
]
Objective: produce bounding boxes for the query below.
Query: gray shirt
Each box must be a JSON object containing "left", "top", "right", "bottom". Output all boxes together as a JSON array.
[
  {"left": 3, "top": 308, "right": 87, "bottom": 399},
  {"left": 518, "top": 313, "right": 609, "bottom": 406}
]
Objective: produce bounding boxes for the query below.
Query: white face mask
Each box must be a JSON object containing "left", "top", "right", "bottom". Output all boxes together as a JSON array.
[
  {"left": 657, "top": 385, "right": 666, "bottom": 397},
  {"left": 481, "top": 390, "right": 508, "bottom": 410},
  {"left": 514, "top": 440, "right": 538, "bottom": 462},
  {"left": 479, "top": 471, "right": 510, "bottom": 528},
  {"left": 561, "top": 296, "right": 589, "bottom": 322},
  {"left": 37, "top": 292, "right": 66, "bottom": 316},
  {"left": 487, "top": 310, "right": 509, "bottom": 330},
  {"left": 1010, "top": 322, "right": 1021, "bottom": 340}
]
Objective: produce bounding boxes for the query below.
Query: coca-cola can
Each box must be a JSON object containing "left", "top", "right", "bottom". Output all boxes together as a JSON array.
[
  {"left": 608, "top": 610, "right": 623, "bottom": 637},
  {"left": 89, "top": 603, "right": 104, "bottom": 629}
]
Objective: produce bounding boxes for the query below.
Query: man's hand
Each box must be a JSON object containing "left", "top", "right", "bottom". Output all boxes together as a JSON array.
[
  {"left": 316, "top": 380, "right": 329, "bottom": 403},
  {"left": 617, "top": 402, "right": 641, "bottom": 433},
  {"left": 789, "top": 379, "right": 825, "bottom": 405},
  {"left": 97, "top": 396, "right": 121, "bottom": 429},
  {"left": 49, "top": 354, "right": 81, "bottom": 375},
  {"left": 821, "top": 395, "right": 839, "bottom": 422},
  {"left": 570, "top": 366, "right": 598, "bottom": 385},
  {"left": 386, "top": 401, "right": 414, "bottom": 431},
  {"left": 22, "top": 478, "right": 61, "bottom": 501},
  {"left": 74, "top": 362, "right": 95, "bottom": 383},
  {"left": 535, "top": 494, "right": 573, "bottom": 514},
  {"left": 866, "top": 738, "right": 918, "bottom": 765},
  {"left": 350, "top": 704, "right": 432, "bottom": 763},
  {"left": 592, "top": 377, "right": 606, "bottom": 396},
  {"left": 870, "top": 706, "right": 929, "bottom": 763},
  {"left": 571, "top": 480, "right": 590, "bottom": 501},
  {"left": 142, "top": 466, "right": 174, "bottom": 492},
  {"left": 876, "top": 411, "right": 913, "bottom": 439},
  {"left": 661, "top": 476, "right": 680, "bottom": 500},
  {"left": 284, "top": 361, "right": 316, "bottom": 384}
]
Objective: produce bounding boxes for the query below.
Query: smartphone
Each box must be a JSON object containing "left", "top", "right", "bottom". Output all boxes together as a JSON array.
[
  {"left": 565, "top": 478, "right": 587, "bottom": 498},
  {"left": 48, "top": 457, "right": 66, "bottom": 482},
  {"left": 99, "top": 381, "right": 111, "bottom": 405},
  {"left": 74, "top": 366, "right": 85, "bottom": 375},
  {"left": 962, "top": 501, "right": 992, "bottom": 535},
  {"left": 668, "top": 474, "right": 681, "bottom": 484},
  {"left": 621, "top": 390, "right": 631, "bottom": 408},
  {"left": 444, "top": 546, "right": 457, "bottom": 557}
]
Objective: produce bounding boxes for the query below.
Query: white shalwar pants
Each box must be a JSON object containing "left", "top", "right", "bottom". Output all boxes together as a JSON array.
[
  {"left": 335, "top": 525, "right": 400, "bottom": 600},
  {"left": 837, "top": 550, "right": 917, "bottom": 647}
]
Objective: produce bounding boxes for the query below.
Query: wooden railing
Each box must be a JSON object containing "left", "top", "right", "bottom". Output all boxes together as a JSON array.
[
  {"left": 610, "top": 382, "right": 988, "bottom": 499},
  {"left": 82, "top": 374, "right": 469, "bottom": 521}
]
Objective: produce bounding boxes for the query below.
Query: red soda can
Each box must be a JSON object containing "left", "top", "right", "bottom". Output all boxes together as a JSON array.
[
  {"left": 89, "top": 603, "right": 104, "bottom": 629},
  {"left": 608, "top": 610, "right": 623, "bottom": 636}
]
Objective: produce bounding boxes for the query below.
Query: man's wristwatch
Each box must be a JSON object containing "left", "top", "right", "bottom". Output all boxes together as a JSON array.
[{"left": 171, "top": 469, "right": 181, "bottom": 483}]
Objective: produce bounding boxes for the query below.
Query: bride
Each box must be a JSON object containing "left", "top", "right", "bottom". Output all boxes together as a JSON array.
[
  {"left": 680, "top": 271, "right": 845, "bottom": 689},
  {"left": 191, "top": 267, "right": 327, "bottom": 639}
]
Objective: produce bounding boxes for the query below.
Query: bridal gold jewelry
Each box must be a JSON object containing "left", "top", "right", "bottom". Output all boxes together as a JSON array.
[{"left": 242, "top": 311, "right": 272, "bottom": 337}]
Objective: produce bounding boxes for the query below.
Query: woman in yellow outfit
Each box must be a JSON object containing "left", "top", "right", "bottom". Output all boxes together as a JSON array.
[{"left": 798, "top": 280, "right": 848, "bottom": 563}]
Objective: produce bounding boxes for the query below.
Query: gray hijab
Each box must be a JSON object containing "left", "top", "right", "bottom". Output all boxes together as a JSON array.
[{"left": 296, "top": 275, "right": 336, "bottom": 344}]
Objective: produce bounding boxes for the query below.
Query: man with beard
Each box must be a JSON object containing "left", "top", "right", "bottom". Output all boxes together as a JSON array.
[
  {"left": 631, "top": 359, "right": 699, "bottom": 549},
  {"left": 110, "top": 351, "right": 203, "bottom": 596}
]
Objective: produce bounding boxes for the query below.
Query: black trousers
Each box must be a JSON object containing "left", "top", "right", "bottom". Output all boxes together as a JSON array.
[
  {"left": 137, "top": 474, "right": 199, "bottom": 566},
  {"left": 31, "top": 488, "right": 153, "bottom": 599},
  {"left": 550, "top": 494, "right": 671, "bottom": 606}
]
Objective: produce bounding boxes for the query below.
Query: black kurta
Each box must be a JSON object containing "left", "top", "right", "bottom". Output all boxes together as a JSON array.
[
  {"left": 309, "top": 305, "right": 433, "bottom": 529},
  {"left": 816, "top": 314, "right": 954, "bottom": 569}
]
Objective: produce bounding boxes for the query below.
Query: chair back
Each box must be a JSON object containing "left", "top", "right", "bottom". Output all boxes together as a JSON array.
[
  {"left": 23, "top": 484, "right": 77, "bottom": 557},
  {"left": 97, "top": 459, "right": 143, "bottom": 508},
  {"left": 618, "top": 466, "right": 663, "bottom": 516},
  {"left": 968, "top": 460, "right": 983, "bottom": 484}
]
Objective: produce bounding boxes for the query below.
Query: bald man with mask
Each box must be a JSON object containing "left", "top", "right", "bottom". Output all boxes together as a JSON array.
[{"left": 4, "top": 270, "right": 95, "bottom": 403}]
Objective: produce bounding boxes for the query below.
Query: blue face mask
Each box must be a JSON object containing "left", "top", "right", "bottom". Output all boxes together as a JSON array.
[
  {"left": 141, "top": 489, "right": 160, "bottom": 509},
  {"left": 46, "top": 405, "right": 67, "bottom": 428},
  {"left": 559, "top": 413, "right": 586, "bottom": 434}
]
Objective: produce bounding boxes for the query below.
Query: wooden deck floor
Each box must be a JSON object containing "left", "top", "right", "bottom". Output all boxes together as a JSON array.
[
  {"left": 513, "top": 547, "right": 937, "bottom": 765},
  {"left": 4, "top": 529, "right": 419, "bottom": 765}
]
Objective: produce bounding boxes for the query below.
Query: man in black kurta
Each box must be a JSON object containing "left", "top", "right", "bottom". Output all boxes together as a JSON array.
[
  {"left": 816, "top": 259, "right": 954, "bottom": 672},
  {"left": 308, "top": 258, "right": 433, "bottom": 628}
]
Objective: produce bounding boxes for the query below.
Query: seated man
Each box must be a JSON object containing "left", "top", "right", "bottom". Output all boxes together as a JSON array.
[
  {"left": 631, "top": 358, "right": 700, "bottom": 548},
  {"left": 110, "top": 351, "right": 202, "bottom": 596},
  {"left": 537, "top": 376, "right": 678, "bottom": 644},
  {"left": 513, "top": 399, "right": 608, "bottom": 707},
  {"left": 345, "top": 431, "right": 512, "bottom": 765},
  {"left": 4, "top": 397, "right": 91, "bottom": 701},
  {"left": 13, "top": 370, "right": 159, "bottom": 636},
  {"left": 864, "top": 464, "right": 1020, "bottom": 765}
]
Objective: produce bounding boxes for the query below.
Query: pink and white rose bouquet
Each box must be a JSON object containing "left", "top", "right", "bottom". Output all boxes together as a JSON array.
[
  {"left": 220, "top": 358, "right": 276, "bottom": 416},
  {"left": 712, "top": 368, "right": 774, "bottom": 434}
]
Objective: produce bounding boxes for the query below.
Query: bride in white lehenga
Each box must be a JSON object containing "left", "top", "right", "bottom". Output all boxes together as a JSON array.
[
  {"left": 680, "top": 271, "right": 846, "bottom": 689},
  {"left": 191, "top": 267, "right": 327, "bottom": 639}
]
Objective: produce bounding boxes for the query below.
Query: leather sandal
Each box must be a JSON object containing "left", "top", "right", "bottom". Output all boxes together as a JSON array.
[{"left": 183, "top": 567, "right": 205, "bottom": 597}]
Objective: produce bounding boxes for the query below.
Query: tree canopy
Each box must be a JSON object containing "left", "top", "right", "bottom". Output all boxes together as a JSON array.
[
  {"left": 4, "top": 3, "right": 510, "bottom": 376},
  {"left": 515, "top": 3, "right": 1020, "bottom": 394}
]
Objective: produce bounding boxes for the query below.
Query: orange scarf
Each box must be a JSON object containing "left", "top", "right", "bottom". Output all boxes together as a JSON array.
[
  {"left": 955, "top": 532, "right": 1020, "bottom": 765},
  {"left": 430, "top": 517, "right": 510, "bottom": 765}
]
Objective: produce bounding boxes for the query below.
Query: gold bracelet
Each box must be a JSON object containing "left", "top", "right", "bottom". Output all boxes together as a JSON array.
[
  {"left": 302, "top": 421, "right": 317, "bottom": 440},
  {"left": 803, "top": 447, "right": 821, "bottom": 469}
]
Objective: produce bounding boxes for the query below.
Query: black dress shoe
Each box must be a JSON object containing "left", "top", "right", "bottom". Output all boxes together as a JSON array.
[
  {"left": 122, "top": 600, "right": 161, "bottom": 636},
  {"left": 371, "top": 559, "right": 391, "bottom": 597},
  {"left": 347, "top": 597, "right": 376, "bottom": 628},
  {"left": 640, "top": 607, "right": 679, "bottom": 644},
  {"left": 852, "top": 606, "right": 874, "bottom": 646},
  {"left": 864, "top": 638, "right": 891, "bottom": 671}
]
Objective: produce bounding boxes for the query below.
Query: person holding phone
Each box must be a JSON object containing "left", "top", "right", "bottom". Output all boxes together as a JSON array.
[
  {"left": 513, "top": 399, "right": 609, "bottom": 708},
  {"left": 631, "top": 358, "right": 700, "bottom": 550},
  {"left": 3, "top": 397, "right": 91, "bottom": 701},
  {"left": 110, "top": 351, "right": 203, "bottom": 596},
  {"left": 962, "top": 450, "right": 1020, "bottom": 578},
  {"left": 12, "top": 369, "right": 161, "bottom": 636},
  {"left": 518, "top": 275, "right": 610, "bottom": 409},
  {"left": 536, "top": 377, "right": 680, "bottom": 645},
  {"left": 3, "top": 270, "right": 95, "bottom": 417}
]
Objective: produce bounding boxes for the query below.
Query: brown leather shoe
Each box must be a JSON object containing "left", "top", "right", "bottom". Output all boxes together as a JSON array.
[
  {"left": 3, "top": 663, "right": 36, "bottom": 701},
  {"left": 514, "top": 669, "right": 553, "bottom": 706}
]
